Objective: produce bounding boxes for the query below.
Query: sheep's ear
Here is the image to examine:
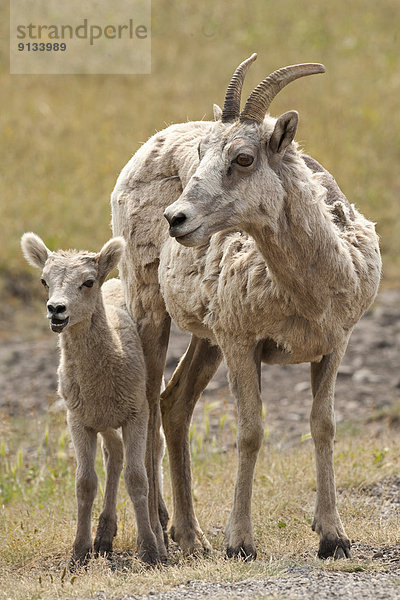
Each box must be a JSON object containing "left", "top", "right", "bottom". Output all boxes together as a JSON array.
[
  {"left": 213, "top": 103, "right": 222, "bottom": 121},
  {"left": 268, "top": 110, "right": 299, "bottom": 167},
  {"left": 21, "top": 233, "right": 51, "bottom": 269},
  {"left": 97, "top": 237, "right": 125, "bottom": 283}
]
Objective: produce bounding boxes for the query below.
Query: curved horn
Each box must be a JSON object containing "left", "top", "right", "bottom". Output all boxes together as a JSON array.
[
  {"left": 239, "top": 63, "right": 325, "bottom": 124},
  {"left": 221, "top": 53, "right": 258, "bottom": 123}
]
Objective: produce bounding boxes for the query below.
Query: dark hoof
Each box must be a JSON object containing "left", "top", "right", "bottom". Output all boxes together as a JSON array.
[
  {"left": 137, "top": 540, "right": 160, "bottom": 566},
  {"left": 226, "top": 545, "right": 257, "bottom": 561},
  {"left": 69, "top": 549, "right": 91, "bottom": 572},
  {"left": 318, "top": 537, "right": 351, "bottom": 559},
  {"left": 169, "top": 524, "right": 177, "bottom": 543},
  {"left": 93, "top": 538, "right": 113, "bottom": 557},
  {"left": 162, "top": 528, "right": 169, "bottom": 550},
  {"left": 159, "top": 502, "right": 169, "bottom": 549},
  {"left": 159, "top": 498, "right": 169, "bottom": 530},
  {"left": 94, "top": 515, "right": 117, "bottom": 557}
]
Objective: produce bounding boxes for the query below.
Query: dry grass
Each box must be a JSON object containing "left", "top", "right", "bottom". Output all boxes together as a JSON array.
[{"left": 1, "top": 410, "right": 400, "bottom": 599}]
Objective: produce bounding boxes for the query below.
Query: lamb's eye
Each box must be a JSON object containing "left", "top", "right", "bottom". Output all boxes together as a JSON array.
[
  {"left": 82, "top": 280, "right": 94, "bottom": 288},
  {"left": 235, "top": 153, "right": 254, "bottom": 167},
  {"left": 41, "top": 278, "right": 48, "bottom": 288},
  {"left": 197, "top": 143, "right": 201, "bottom": 159}
]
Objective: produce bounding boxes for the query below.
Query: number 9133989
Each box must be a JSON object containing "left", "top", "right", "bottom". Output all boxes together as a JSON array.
[{"left": 18, "top": 42, "right": 67, "bottom": 51}]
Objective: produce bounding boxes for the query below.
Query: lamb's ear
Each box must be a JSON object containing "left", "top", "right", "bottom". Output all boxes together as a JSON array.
[
  {"left": 213, "top": 103, "right": 222, "bottom": 121},
  {"left": 21, "top": 233, "right": 51, "bottom": 269},
  {"left": 97, "top": 237, "right": 125, "bottom": 283},
  {"left": 268, "top": 110, "right": 299, "bottom": 167}
]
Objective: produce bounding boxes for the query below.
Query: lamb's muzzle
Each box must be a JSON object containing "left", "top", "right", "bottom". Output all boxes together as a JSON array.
[
  {"left": 47, "top": 301, "right": 69, "bottom": 332},
  {"left": 50, "top": 316, "right": 70, "bottom": 332}
]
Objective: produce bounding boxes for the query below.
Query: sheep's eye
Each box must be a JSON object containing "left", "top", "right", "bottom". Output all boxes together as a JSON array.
[
  {"left": 235, "top": 153, "right": 254, "bottom": 167},
  {"left": 82, "top": 280, "right": 94, "bottom": 288},
  {"left": 40, "top": 278, "right": 48, "bottom": 288},
  {"left": 197, "top": 143, "right": 202, "bottom": 160}
]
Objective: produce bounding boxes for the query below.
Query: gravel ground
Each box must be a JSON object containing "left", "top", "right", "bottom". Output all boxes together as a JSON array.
[{"left": 120, "top": 567, "right": 400, "bottom": 600}]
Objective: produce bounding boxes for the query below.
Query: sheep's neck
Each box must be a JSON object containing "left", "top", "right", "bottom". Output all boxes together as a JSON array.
[{"left": 247, "top": 189, "right": 352, "bottom": 322}]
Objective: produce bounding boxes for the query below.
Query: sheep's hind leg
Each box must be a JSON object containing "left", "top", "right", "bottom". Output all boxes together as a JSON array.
[
  {"left": 222, "top": 342, "right": 263, "bottom": 560},
  {"left": 139, "top": 313, "right": 171, "bottom": 561},
  {"left": 161, "top": 335, "right": 222, "bottom": 554},
  {"left": 68, "top": 415, "right": 98, "bottom": 568},
  {"left": 310, "top": 344, "right": 351, "bottom": 559},
  {"left": 157, "top": 429, "right": 169, "bottom": 548},
  {"left": 94, "top": 429, "right": 123, "bottom": 557},
  {"left": 122, "top": 419, "right": 159, "bottom": 565}
]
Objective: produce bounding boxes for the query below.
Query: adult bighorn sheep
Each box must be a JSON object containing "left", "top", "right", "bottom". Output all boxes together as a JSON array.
[{"left": 112, "top": 54, "right": 381, "bottom": 560}]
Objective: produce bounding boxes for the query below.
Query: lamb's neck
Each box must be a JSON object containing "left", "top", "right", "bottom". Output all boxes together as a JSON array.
[
  {"left": 60, "top": 298, "right": 116, "bottom": 371},
  {"left": 247, "top": 185, "right": 354, "bottom": 321}
]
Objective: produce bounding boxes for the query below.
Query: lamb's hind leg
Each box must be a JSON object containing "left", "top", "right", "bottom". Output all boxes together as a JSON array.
[
  {"left": 94, "top": 429, "right": 124, "bottom": 556},
  {"left": 310, "top": 343, "right": 351, "bottom": 559},
  {"left": 161, "top": 335, "right": 222, "bottom": 554}
]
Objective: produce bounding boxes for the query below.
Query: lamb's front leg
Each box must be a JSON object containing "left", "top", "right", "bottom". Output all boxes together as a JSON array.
[
  {"left": 310, "top": 344, "right": 351, "bottom": 559},
  {"left": 94, "top": 429, "right": 124, "bottom": 556},
  {"left": 68, "top": 414, "right": 98, "bottom": 567},
  {"left": 222, "top": 342, "right": 264, "bottom": 560},
  {"left": 122, "top": 420, "right": 159, "bottom": 565}
]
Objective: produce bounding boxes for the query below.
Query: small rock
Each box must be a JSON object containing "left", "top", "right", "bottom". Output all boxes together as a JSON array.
[
  {"left": 373, "top": 339, "right": 393, "bottom": 349},
  {"left": 294, "top": 381, "right": 310, "bottom": 392},
  {"left": 338, "top": 364, "right": 353, "bottom": 377},
  {"left": 352, "top": 368, "right": 382, "bottom": 384}
]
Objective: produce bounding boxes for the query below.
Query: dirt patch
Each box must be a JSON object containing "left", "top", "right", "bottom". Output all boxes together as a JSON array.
[{"left": 1, "top": 289, "right": 399, "bottom": 445}]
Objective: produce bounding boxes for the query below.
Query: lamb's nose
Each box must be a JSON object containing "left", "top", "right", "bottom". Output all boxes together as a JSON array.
[
  {"left": 164, "top": 211, "right": 187, "bottom": 228},
  {"left": 47, "top": 303, "right": 66, "bottom": 315}
]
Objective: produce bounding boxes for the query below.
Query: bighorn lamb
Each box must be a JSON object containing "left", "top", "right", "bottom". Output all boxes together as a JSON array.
[
  {"left": 21, "top": 233, "right": 161, "bottom": 566},
  {"left": 111, "top": 54, "right": 381, "bottom": 560}
]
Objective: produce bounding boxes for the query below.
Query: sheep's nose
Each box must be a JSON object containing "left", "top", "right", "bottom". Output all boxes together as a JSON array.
[
  {"left": 47, "top": 303, "right": 66, "bottom": 315},
  {"left": 164, "top": 210, "right": 187, "bottom": 229}
]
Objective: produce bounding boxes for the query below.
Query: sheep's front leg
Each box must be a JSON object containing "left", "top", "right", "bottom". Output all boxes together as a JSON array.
[
  {"left": 94, "top": 429, "right": 123, "bottom": 556},
  {"left": 68, "top": 414, "right": 98, "bottom": 567},
  {"left": 310, "top": 345, "right": 351, "bottom": 559},
  {"left": 161, "top": 335, "right": 222, "bottom": 554},
  {"left": 122, "top": 419, "right": 159, "bottom": 565},
  {"left": 223, "top": 342, "right": 264, "bottom": 560}
]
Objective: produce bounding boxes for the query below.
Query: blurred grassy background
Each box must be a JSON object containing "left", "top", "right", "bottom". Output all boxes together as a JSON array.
[{"left": 1, "top": 0, "right": 399, "bottom": 307}]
